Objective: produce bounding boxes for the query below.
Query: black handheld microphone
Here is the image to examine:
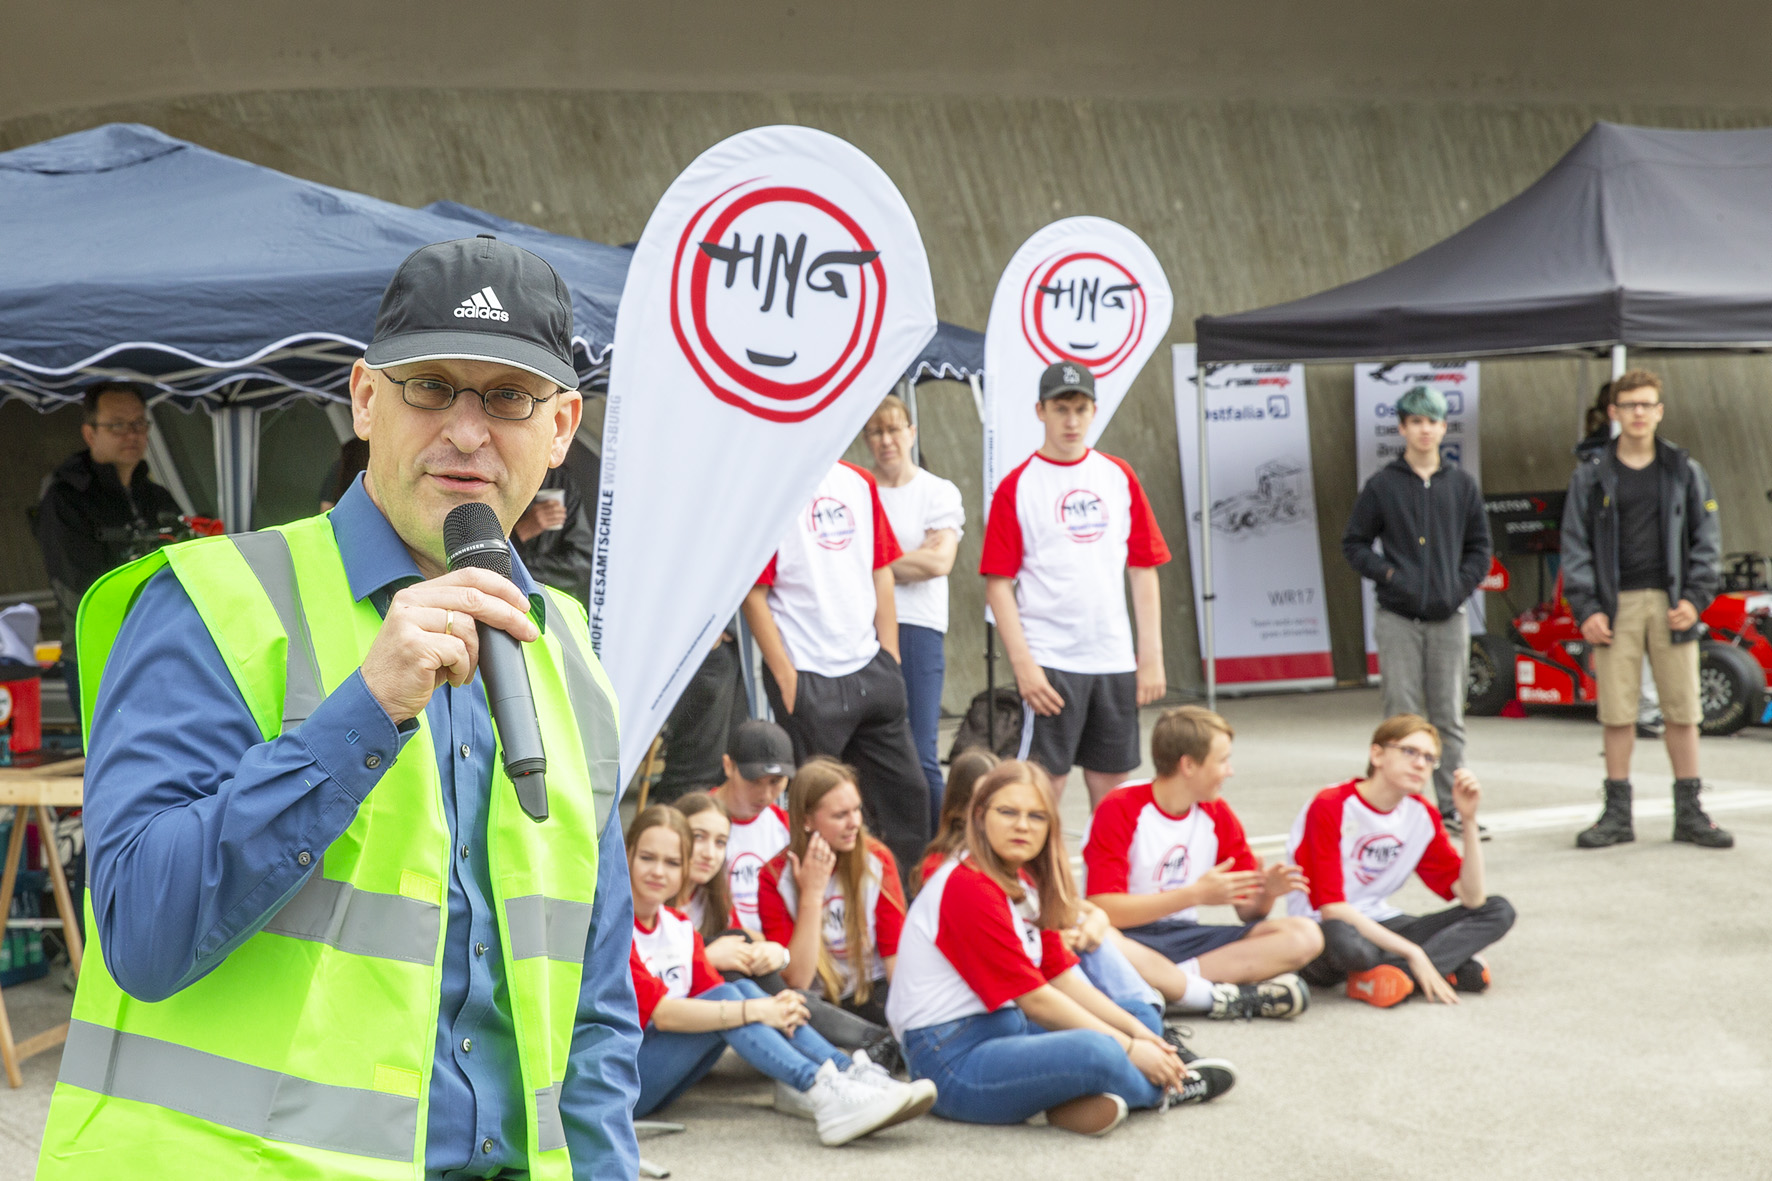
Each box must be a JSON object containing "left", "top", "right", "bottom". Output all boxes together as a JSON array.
[{"left": 443, "top": 502, "right": 548, "bottom": 822}]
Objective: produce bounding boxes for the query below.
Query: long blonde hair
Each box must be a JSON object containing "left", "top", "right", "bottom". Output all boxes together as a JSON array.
[
  {"left": 964, "top": 760, "right": 1077, "bottom": 929},
  {"left": 673, "top": 792, "right": 733, "bottom": 941},
  {"left": 786, "top": 757, "right": 899, "bottom": 1004}
]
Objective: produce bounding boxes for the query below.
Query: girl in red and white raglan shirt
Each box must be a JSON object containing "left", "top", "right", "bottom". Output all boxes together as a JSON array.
[
  {"left": 980, "top": 366, "right": 1170, "bottom": 807},
  {"left": 625, "top": 805, "right": 932, "bottom": 1143},
  {"left": 1285, "top": 714, "right": 1516, "bottom": 1009},
  {"left": 742, "top": 461, "right": 930, "bottom": 879},
  {"left": 759, "top": 758, "right": 906, "bottom": 1028},
  {"left": 887, "top": 761, "right": 1235, "bottom": 1134}
]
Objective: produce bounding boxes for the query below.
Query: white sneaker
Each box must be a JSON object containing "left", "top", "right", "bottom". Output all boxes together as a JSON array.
[
  {"left": 804, "top": 1059, "right": 916, "bottom": 1146},
  {"left": 774, "top": 1077, "right": 819, "bottom": 1121},
  {"left": 846, "top": 1049, "right": 937, "bottom": 1128}
]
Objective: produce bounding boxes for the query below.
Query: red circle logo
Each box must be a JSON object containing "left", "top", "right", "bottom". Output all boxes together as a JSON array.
[
  {"left": 808, "top": 496, "right": 856, "bottom": 550},
  {"left": 1056, "top": 488, "right": 1108, "bottom": 543},
  {"left": 1352, "top": 833, "right": 1405, "bottom": 885},
  {"left": 1020, "top": 250, "right": 1148, "bottom": 377},
  {"left": 671, "top": 180, "right": 887, "bottom": 422}
]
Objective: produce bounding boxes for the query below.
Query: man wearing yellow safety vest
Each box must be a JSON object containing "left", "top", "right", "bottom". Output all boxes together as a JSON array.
[{"left": 38, "top": 236, "right": 641, "bottom": 1178}]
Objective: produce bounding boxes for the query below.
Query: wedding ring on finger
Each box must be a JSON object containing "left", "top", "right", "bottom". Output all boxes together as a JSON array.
[{"left": 444, "top": 609, "right": 455, "bottom": 637}]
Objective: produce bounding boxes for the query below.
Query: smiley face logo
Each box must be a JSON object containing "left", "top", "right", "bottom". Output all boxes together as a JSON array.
[
  {"left": 671, "top": 179, "right": 886, "bottom": 422},
  {"left": 1020, "top": 250, "right": 1148, "bottom": 377},
  {"left": 808, "top": 496, "right": 856, "bottom": 550},
  {"left": 1056, "top": 488, "right": 1108, "bottom": 543}
]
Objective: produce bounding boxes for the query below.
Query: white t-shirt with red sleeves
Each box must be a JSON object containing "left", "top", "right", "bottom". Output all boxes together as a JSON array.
[
  {"left": 757, "top": 841, "right": 905, "bottom": 999},
  {"left": 758, "top": 461, "right": 904, "bottom": 678},
  {"left": 629, "top": 906, "right": 725, "bottom": 1027},
  {"left": 1284, "top": 779, "right": 1463, "bottom": 922},
  {"left": 722, "top": 803, "right": 790, "bottom": 933},
  {"left": 1082, "top": 780, "right": 1257, "bottom": 923},
  {"left": 875, "top": 467, "right": 966, "bottom": 634},
  {"left": 886, "top": 858, "right": 1080, "bottom": 1040},
  {"left": 979, "top": 449, "right": 1170, "bottom": 674}
]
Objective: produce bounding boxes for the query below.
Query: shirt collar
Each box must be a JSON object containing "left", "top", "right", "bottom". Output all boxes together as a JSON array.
[{"left": 329, "top": 474, "right": 544, "bottom": 620}]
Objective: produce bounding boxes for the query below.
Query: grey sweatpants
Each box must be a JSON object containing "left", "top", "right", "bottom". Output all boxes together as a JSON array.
[{"left": 1374, "top": 606, "right": 1469, "bottom": 815}]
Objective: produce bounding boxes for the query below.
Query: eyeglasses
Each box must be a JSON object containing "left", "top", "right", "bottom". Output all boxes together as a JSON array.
[
  {"left": 990, "top": 805, "right": 1051, "bottom": 827},
  {"left": 863, "top": 423, "right": 911, "bottom": 440},
  {"left": 1383, "top": 743, "right": 1442, "bottom": 769},
  {"left": 92, "top": 419, "right": 151, "bottom": 436},
  {"left": 1613, "top": 400, "right": 1660, "bottom": 414},
  {"left": 380, "top": 371, "right": 557, "bottom": 422}
]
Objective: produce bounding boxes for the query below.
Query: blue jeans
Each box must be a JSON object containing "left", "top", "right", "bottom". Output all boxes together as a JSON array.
[
  {"left": 901, "top": 1000, "right": 1165, "bottom": 1124},
  {"left": 634, "top": 979, "right": 853, "bottom": 1116},
  {"left": 899, "top": 623, "right": 947, "bottom": 828},
  {"left": 1078, "top": 945, "right": 1163, "bottom": 1034}
]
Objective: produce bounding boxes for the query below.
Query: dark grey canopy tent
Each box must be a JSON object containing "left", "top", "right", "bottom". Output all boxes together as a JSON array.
[{"left": 1188, "top": 121, "right": 1772, "bottom": 704}]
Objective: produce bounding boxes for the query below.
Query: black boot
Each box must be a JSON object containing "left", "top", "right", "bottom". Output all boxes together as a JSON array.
[
  {"left": 1576, "top": 779, "right": 1635, "bottom": 848},
  {"left": 1672, "top": 779, "right": 1734, "bottom": 848}
]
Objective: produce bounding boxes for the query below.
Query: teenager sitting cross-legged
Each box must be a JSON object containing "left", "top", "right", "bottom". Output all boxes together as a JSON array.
[
  {"left": 1285, "top": 714, "right": 1516, "bottom": 1008},
  {"left": 888, "top": 761, "right": 1235, "bottom": 1136},
  {"left": 676, "top": 790, "right": 896, "bottom": 1060},
  {"left": 626, "top": 804, "right": 933, "bottom": 1143},
  {"left": 1084, "top": 706, "right": 1319, "bottom": 1020}
]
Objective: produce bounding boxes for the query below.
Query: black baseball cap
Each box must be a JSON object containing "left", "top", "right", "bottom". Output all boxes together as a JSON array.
[
  {"left": 728, "top": 720, "right": 795, "bottom": 780},
  {"left": 1038, "top": 360, "right": 1096, "bottom": 402},
  {"left": 365, "top": 235, "right": 579, "bottom": 390}
]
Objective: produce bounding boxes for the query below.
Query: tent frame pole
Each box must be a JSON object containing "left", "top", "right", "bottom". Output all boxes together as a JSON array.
[
  {"left": 1197, "top": 362, "right": 1217, "bottom": 711},
  {"left": 1611, "top": 344, "right": 1628, "bottom": 381}
]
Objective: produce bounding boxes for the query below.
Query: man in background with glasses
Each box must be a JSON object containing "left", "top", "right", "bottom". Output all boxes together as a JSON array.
[
  {"left": 1284, "top": 714, "right": 1514, "bottom": 1009},
  {"left": 1562, "top": 368, "right": 1730, "bottom": 850},
  {"left": 33, "top": 382, "right": 181, "bottom": 707}
]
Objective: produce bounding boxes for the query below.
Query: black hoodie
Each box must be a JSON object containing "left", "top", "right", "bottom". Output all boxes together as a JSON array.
[
  {"left": 1341, "top": 456, "right": 1492, "bottom": 622},
  {"left": 34, "top": 449, "right": 182, "bottom": 630}
]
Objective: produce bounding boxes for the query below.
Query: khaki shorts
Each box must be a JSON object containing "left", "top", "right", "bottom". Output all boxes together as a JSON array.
[{"left": 1592, "top": 589, "right": 1701, "bottom": 726}]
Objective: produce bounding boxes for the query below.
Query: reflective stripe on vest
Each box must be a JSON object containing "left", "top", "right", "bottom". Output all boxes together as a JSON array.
[
  {"left": 504, "top": 895, "right": 594, "bottom": 964},
  {"left": 230, "top": 531, "right": 324, "bottom": 730},
  {"left": 59, "top": 1021, "right": 419, "bottom": 1162},
  {"left": 259, "top": 857, "right": 441, "bottom": 965}
]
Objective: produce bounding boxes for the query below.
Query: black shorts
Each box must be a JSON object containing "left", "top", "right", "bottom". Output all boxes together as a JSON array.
[{"left": 1020, "top": 667, "right": 1140, "bottom": 777}]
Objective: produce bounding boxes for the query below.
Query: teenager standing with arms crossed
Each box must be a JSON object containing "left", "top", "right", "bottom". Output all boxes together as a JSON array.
[
  {"left": 863, "top": 394, "right": 965, "bottom": 830},
  {"left": 982, "top": 362, "right": 1170, "bottom": 808}
]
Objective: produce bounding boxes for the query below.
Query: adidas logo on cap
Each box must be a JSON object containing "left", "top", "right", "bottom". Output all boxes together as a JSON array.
[{"left": 454, "top": 286, "right": 510, "bottom": 323}]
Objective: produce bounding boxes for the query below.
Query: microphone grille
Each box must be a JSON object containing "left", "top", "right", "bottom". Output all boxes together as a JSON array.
[{"left": 443, "top": 502, "right": 512, "bottom": 578}]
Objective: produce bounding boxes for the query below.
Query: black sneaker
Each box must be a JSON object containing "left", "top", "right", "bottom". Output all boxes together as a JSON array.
[
  {"left": 1441, "top": 813, "right": 1492, "bottom": 842},
  {"left": 1161, "top": 1024, "right": 1199, "bottom": 1063},
  {"left": 1636, "top": 718, "right": 1666, "bottom": 740},
  {"left": 858, "top": 1033, "right": 905, "bottom": 1077},
  {"left": 1447, "top": 957, "right": 1491, "bottom": 993},
  {"left": 1208, "top": 974, "right": 1309, "bottom": 1020},
  {"left": 1162, "top": 1059, "right": 1237, "bottom": 1107}
]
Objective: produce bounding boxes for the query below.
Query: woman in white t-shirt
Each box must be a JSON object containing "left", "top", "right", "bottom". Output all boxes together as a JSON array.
[
  {"left": 626, "top": 805, "right": 932, "bottom": 1143},
  {"left": 863, "top": 394, "right": 966, "bottom": 830},
  {"left": 886, "top": 762, "right": 1236, "bottom": 1134}
]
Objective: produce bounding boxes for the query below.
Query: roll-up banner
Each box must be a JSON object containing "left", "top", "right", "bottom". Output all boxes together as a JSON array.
[
  {"left": 1353, "top": 362, "right": 1483, "bottom": 679},
  {"left": 1173, "top": 344, "right": 1335, "bottom": 692},
  {"left": 594, "top": 126, "right": 937, "bottom": 783},
  {"left": 982, "top": 217, "right": 1173, "bottom": 497}
]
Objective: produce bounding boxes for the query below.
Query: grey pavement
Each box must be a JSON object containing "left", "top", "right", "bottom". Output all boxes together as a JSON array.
[{"left": 5, "top": 688, "right": 1770, "bottom": 1179}]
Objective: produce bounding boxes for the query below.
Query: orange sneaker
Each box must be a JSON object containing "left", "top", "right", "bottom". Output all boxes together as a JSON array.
[{"left": 1345, "top": 965, "right": 1415, "bottom": 1008}]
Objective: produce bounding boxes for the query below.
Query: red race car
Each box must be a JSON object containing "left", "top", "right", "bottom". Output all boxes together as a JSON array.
[{"left": 1468, "top": 555, "right": 1772, "bottom": 735}]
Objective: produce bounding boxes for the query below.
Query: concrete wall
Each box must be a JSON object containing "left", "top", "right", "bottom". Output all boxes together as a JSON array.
[{"left": 4, "top": 80, "right": 1771, "bottom": 709}]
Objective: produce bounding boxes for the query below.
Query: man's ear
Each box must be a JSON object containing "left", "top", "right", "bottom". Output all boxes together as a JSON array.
[{"left": 348, "top": 359, "right": 376, "bottom": 441}]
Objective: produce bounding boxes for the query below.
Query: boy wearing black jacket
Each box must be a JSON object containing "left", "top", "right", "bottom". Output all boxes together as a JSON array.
[
  {"left": 1561, "top": 369, "right": 1729, "bottom": 849},
  {"left": 1342, "top": 386, "right": 1492, "bottom": 830}
]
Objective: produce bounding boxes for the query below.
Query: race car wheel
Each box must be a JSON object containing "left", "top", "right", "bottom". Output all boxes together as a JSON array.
[
  {"left": 1698, "top": 641, "right": 1764, "bottom": 737},
  {"left": 1466, "top": 634, "right": 1515, "bottom": 716}
]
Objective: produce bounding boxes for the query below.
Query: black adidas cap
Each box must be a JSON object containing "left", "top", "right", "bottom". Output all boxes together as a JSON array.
[
  {"left": 727, "top": 720, "right": 795, "bottom": 780},
  {"left": 1038, "top": 360, "right": 1096, "bottom": 402},
  {"left": 365, "top": 235, "right": 578, "bottom": 390}
]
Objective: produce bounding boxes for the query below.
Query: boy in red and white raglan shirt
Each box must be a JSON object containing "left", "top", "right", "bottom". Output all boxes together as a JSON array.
[
  {"left": 981, "top": 362, "right": 1171, "bottom": 808},
  {"left": 1085, "top": 707, "right": 1318, "bottom": 1020},
  {"left": 1285, "top": 714, "right": 1516, "bottom": 1008},
  {"left": 744, "top": 461, "right": 930, "bottom": 881}
]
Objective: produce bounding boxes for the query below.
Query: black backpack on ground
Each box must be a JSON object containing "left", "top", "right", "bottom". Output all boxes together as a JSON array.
[{"left": 947, "top": 687, "right": 1024, "bottom": 763}]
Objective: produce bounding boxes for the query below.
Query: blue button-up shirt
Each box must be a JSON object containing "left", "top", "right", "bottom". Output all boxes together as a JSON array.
[{"left": 82, "top": 477, "right": 640, "bottom": 1179}]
